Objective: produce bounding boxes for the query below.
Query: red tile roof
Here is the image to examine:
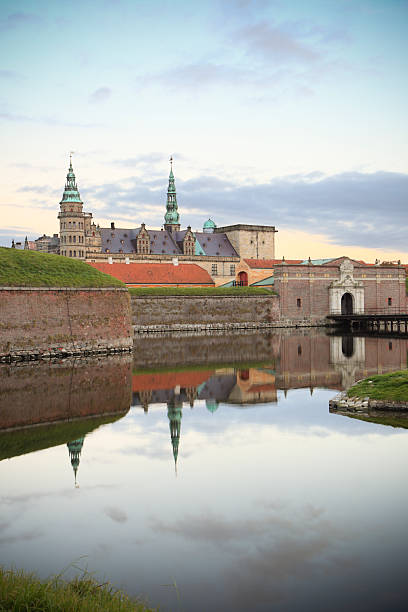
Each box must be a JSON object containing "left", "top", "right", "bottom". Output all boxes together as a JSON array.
[
  {"left": 244, "top": 259, "right": 302, "bottom": 269},
  {"left": 87, "top": 262, "right": 214, "bottom": 285},
  {"left": 132, "top": 370, "right": 213, "bottom": 393}
]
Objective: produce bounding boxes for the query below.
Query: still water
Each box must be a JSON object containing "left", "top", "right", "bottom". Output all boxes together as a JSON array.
[{"left": 1, "top": 330, "right": 408, "bottom": 611}]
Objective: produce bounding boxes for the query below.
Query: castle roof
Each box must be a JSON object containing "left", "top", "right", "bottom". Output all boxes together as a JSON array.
[
  {"left": 87, "top": 261, "right": 214, "bottom": 286},
  {"left": 99, "top": 226, "right": 238, "bottom": 257}
]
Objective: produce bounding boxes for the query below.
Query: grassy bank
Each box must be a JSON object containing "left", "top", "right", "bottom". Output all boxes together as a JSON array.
[
  {"left": 129, "top": 286, "right": 273, "bottom": 296},
  {"left": 347, "top": 370, "right": 408, "bottom": 402},
  {"left": 0, "top": 412, "right": 127, "bottom": 462},
  {"left": 0, "top": 567, "right": 154, "bottom": 612},
  {"left": 0, "top": 247, "right": 124, "bottom": 288}
]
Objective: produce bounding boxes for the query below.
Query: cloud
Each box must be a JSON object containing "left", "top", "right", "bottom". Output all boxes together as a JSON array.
[
  {"left": 236, "top": 21, "right": 320, "bottom": 63},
  {"left": 0, "top": 529, "right": 43, "bottom": 545},
  {"left": 0, "top": 12, "right": 41, "bottom": 31},
  {"left": 0, "top": 111, "right": 101, "bottom": 128},
  {"left": 142, "top": 62, "right": 257, "bottom": 91},
  {"left": 104, "top": 506, "right": 128, "bottom": 523},
  {"left": 0, "top": 69, "right": 23, "bottom": 80},
  {"left": 18, "top": 185, "right": 59, "bottom": 196},
  {"left": 82, "top": 170, "right": 408, "bottom": 252},
  {"left": 89, "top": 87, "right": 112, "bottom": 103}
]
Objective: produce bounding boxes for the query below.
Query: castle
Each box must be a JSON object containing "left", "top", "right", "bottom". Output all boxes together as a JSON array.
[{"left": 57, "top": 156, "right": 277, "bottom": 286}]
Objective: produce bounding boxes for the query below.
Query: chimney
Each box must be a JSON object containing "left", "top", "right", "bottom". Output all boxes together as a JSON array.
[
  {"left": 111, "top": 222, "right": 115, "bottom": 230},
  {"left": 125, "top": 257, "right": 130, "bottom": 264},
  {"left": 172, "top": 257, "right": 179, "bottom": 266},
  {"left": 108, "top": 256, "right": 113, "bottom": 264}
]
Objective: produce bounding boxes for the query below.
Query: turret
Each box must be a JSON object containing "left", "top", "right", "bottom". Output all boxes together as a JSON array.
[{"left": 58, "top": 154, "right": 86, "bottom": 259}]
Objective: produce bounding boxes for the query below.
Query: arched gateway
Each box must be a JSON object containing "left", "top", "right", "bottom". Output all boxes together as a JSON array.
[
  {"left": 341, "top": 292, "right": 353, "bottom": 315},
  {"left": 329, "top": 259, "right": 364, "bottom": 315}
]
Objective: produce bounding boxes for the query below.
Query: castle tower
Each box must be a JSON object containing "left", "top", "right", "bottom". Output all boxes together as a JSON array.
[
  {"left": 58, "top": 155, "right": 86, "bottom": 259},
  {"left": 164, "top": 157, "right": 180, "bottom": 233},
  {"left": 67, "top": 437, "right": 85, "bottom": 487}
]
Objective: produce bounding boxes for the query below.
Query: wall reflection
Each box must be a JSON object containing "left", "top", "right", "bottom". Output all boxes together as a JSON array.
[{"left": 1, "top": 332, "right": 407, "bottom": 474}]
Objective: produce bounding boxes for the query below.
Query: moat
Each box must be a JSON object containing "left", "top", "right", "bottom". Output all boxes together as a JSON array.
[{"left": 1, "top": 330, "right": 408, "bottom": 612}]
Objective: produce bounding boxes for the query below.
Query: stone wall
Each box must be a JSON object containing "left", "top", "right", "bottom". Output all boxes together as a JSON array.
[
  {"left": 133, "top": 330, "right": 282, "bottom": 369},
  {"left": 0, "top": 354, "right": 132, "bottom": 430},
  {"left": 0, "top": 287, "right": 132, "bottom": 358},
  {"left": 131, "top": 294, "right": 280, "bottom": 331}
]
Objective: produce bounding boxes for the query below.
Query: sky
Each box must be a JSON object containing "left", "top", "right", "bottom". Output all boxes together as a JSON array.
[{"left": 1, "top": 0, "right": 407, "bottom": 260}]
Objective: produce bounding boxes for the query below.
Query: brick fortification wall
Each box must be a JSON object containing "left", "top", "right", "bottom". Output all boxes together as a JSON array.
[
  {"left": 131, "top": 294, "right": 280, "bottom": 331},
  {"left": 275, "top": 260, "right": 405, "bottom": 323},
  {"left": 0, "top": 355, "right": 132, "bottom": 430},
  {"left": 0, "top": 287, "right": 132, "bottom": 358}
]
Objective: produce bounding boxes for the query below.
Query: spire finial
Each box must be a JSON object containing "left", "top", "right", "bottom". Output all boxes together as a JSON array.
[
  {"left": 170, "top": 155, "right": 173, "bottom": 168},
  {"left": 69, "top": 151, "right": 75, "bottom": 168}
]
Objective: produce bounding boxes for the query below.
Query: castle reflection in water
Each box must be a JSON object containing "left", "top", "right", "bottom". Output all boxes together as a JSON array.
[{"left": 1, "top": 332, "right": 407, "bottom": 479}]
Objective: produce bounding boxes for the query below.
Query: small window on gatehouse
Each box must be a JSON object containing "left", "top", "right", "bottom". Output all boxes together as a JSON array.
[
  {"left": 388, "top": 297, "right": 392, "bottom": 306},
  {"left": 297, "top": 298, "right": 302, "bottom": 307}
]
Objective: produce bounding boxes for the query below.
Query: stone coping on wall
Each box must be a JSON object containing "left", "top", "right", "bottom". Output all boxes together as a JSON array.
[
  {"left": 134, "top": 321, "right": 333, "bottom": 333},
  {"left": 329, "top": 390, "right": 408, "bottom": 412},
  {"left": 131, "top": 294, "right": 274, "bottom": 299},
  {"left": 0, "top": 286, "right": 128, "bottom": 292}
]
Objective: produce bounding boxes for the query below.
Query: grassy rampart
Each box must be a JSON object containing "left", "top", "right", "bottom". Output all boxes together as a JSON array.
[
  {"left": 0, "top": 248, "right": 124, "bottom": 288},
  {"left": 347, "top": 370, "right": 408, "bottom": 402},
  {"left": 0, "top": 567, "right": 153, "bottom": 611},
  {"left": 129, "top": 286, "right": 273, "bottom": 296}
]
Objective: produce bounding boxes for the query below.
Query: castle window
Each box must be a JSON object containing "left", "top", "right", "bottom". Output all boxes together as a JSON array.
[
  {"left": 69, "top": 235, "right": 72, "bottom": 243},
  {"left": 69, "top": 222, "right": 71, "bottom": 227},
  {"left": 298, "top": 345, "right": 302, "bottom": 355},
  {"left": 73, "top": 250, "right": 76, "bottom": 257},
  {"left": 230, "top": 265, "right": 235, "bottom": 275},
  {"left": 297, "top": 298, "right": 302, "bottom": 307},
  {"left": 389, "top": 342, "right": 393, "bottom": 350},
  {"left": 212, "top": 264, "right": 218, "bottom": 275},
  {"left": 69, "top": 250, "right": 72, "bottom": 257},
  {"left": 73, "top": 236, "right": 76, "bottom": 243},
  {"left": 105, "top": 248, "right": 110, "bottom": 253},
  {"left": 124, "top": 233, "right": 128, "bottom": 238},
  {"left": 388, "top": 297, "right": 392, "bottom": 306}
]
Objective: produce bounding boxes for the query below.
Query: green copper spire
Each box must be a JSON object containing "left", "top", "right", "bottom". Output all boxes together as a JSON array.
[
  {"left": 67, "top": 437, "right": 85, "bottom": 487},
  {"left": 167, "top": 399, "right": 182, "bottom": 473},
  {"left": 164, "top": 156, "right": 180, "bottom": 226},
  {"left": 60, "top": 154, "right": 83, "bottom": 204}
]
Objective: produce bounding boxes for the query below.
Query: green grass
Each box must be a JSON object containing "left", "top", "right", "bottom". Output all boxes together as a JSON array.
[
  {"left": 129, "top": 286, "right": 273, "bottom": 296},
  {"left": 341, "top": 412, "right": 408, "bottom": 430},
  {"left": 0, "top": 412, "right": 127, "bottom": 462},
  {"left": 0, "top": 247, "right": 124, "bottom": 288},
  {"left": 0, "top": 567, "right": 154, "bottom": 611},
  {"left": 347, "top": 370, "right": 408, "bottom": 402}
]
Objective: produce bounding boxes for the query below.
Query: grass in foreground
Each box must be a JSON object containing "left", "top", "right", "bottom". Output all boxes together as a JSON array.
[
  {"left": 129, "top": 286, "right": 273, "bottom": 296},
  {"left": 0, "top": 247, "right": 124, "bottom": 288},
  {"left": 0, "top": 567, "right": 154, "bottom": 612},
  {"left": 347, "top": 370, "right": 408, "bottom": 402}
]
